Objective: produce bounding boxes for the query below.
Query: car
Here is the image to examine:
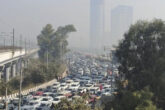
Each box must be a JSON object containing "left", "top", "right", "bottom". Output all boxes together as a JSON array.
[
  {"left": 69, "top": 84, "right": 80, "bottom": 91},
  {"left": 78, "top": 87, "right": 87, "bottom": 93},
  {"left": 35, "top": 91, "right": 44, "bottom": 96},
  {"left": 80, "top": 76, "right": 92, "bottom": 84},
  {"left": 78, "top": 68, "right": 84, "bottom": 75},
  {"left": 12, "top": 98, "right": 19, "bottom": 105},
  {"left": 92, "top": 76, "right": 103, "bottom": 82},
  {"left": 52, "top": 82, "right": 60, "bottom": 89},
  {"left": 89, "top": 87, "right": 100, "bottom": 94},
  {"left": 103, "top": 84, "right": 111, "bottom": 89},
  {"left": 66, "top": 80, "right": 74, "bottom": 87},
  {"left": 29, "top": 96, "right": 42, "bottom": 103},
  {"left": 21, "top": 102, "right": 41, "bottom": 110},
  {"left": 84, "top": 83, "right": 93, "bottom": 90},
  {"left": 55, "top": 93, "right": 66, "bottom": 98},
  {"left": 60, "top": 83, "right": 68, "bottom": 90},
  {"left": 52, "top": 97, "right": 61, "bottom": 104},
  {"left": 36, "top": 103, "right": 51, "bottom": 110},
  {"left": 0, "top": 103, "right": 4, "bottom": 109},
  {"left": 40, "top": 97, "right": 53, "bottom": 105},
  {"left": 102, "top": 88, "right": 111, "bottom": 96},
  {"left": 42, "top": 92, "right": 52, "bottom": 97}
]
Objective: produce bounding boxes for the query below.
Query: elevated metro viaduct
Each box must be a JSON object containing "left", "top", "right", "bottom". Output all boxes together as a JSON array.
[{"left": 0, "top": 49, "right": 38, "bottom": 81}]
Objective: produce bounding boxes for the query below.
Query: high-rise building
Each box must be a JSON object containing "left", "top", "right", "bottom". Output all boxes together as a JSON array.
[
  {"left": 110, "top": 5, "right": 133, "bottom": 45},
  {"left": 90, "top": 0, "right": 105, "bottom": 51}
]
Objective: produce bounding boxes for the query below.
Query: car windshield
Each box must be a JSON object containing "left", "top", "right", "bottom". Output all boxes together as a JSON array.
[
  {"left": 105, "top": 89, "right": 110, "bottom": 92},
  {"left": 54, "top": 98, "right": 59, "bottom": 101},
  {"left": 42, "top": 98, "right": 49, "bottom": 101},
  {"left": 40, "top": 104, "right": 46, "bottom": 107},
  {"left": 85, "top": 85, "right": 92, "bottom": 87},
  {"left": 57, "top": 94, "right": 63, "bottom": 96},
  {"left": 33, "top": 98, "right": 38, "bottom": 100},
  {"left": 90, "top": 89, "right": 95, "bottom": 91},
  {"left": 71, "top": 84, "right": 77, "bottom": 87},
  {"left": 29, "top": 103, "right": 34, "bottom": 105},
  {"left": 78, "top": 88, "right": 82, "bottom": 91}
]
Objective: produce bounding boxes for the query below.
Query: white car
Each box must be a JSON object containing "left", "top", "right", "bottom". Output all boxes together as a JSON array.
[
  {"left": 53, "top": 82, "right": 60, "bottom": 86},
  {"left": 52, "top": 97, "right": 61, "bottom": 104},
  {"left": 36, "top": 103, "right": 51, "bottom": 110},
  {"left": 60, "top": 83, "right": 68, "bottom": 90},
  {"left": 84, "top": 83, "right": 93, "bottom": 90},
  {"left": 69, "top": 84, "right": 80, "bottom": 91},
  {"left": 29, "top": 96, "right": 42, "bottom": 103},
  {"left": 21, "top": 102, "right": 40, "bottom": 110},
  {"left": 78, "top": 68, "right": 84, "bottom": 75},
  {"left": 89, "top": 87, "right": 100, "bottom": 94},
  {"left": 103, "top": 84, "right": 111, "bottom": 89},
  {"left": 40, "top": 97, "right": 53, "bottom": 105},
  {"left": 81, "top": 76, "right": 92, "bottom": 83},
  {"left": 55, "top": 93, "right": 66, "bottom": 98},
  {"left": 78, "top": 87, "right": 87, "bottom": 93},
  {"left": 52, "top": 82, "right": 60, "bottom": 89},
  {"left": 102, "top": 88, "right": 111, "bottom": 96},
  {"left": 72, "top": 80, "right": 80, "bottom": 85},
  {"left": 93, "top": 76, "right": 103, "bottom": 82},
  {"left": 12, "top": 98, "right": 19, "bottom": 105},
  {"left": 42, "top": 92, "right": 52, "bottom": 97}
]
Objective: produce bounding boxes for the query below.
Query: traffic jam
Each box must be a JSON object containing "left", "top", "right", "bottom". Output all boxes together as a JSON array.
[{"left": 0, "top": 53, "right": 119, "bottom": 110}]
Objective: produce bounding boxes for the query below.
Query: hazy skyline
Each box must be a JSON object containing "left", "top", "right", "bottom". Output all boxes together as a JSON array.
[
  {"left": 90, "top": 0, "right": 104, "bottom": 50},
  {"left": 0, "top": 0, "right": 165, "bottom": 49},
  {"left": 110, "top": 5, "right": 133, "bottom": 46}
]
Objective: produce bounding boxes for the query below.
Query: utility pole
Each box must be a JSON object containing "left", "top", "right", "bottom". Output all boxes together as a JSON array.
[
  {"left": 4, "top": 37, "right": 6, "bottom": 48},
  {"left": 29, "top": 39, "right": 30, "bottom": 50},
  {"left": 12, "top": 28, "right": 15, "bottom": 57},
  {"left": 46, "top": 49, "right": 49, "bottom": 70},
  {"left": 19, "top": 35, "right": 22, "bottom": 53},
  {"left": 24, "top": 38, "right": 27, "bottom": 55},
  {"left": 18, "top": 68, "right": 23, "bottom": 110},
  {"left": 5, "top": 83, "right": 8, "bottom": 110}
]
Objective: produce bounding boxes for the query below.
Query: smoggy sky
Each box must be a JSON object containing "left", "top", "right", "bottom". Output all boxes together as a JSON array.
[{"left": 0, "top": 0, "right": 165, "bottom": 48}]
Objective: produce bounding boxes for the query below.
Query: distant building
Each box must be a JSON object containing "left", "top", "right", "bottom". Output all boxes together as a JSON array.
[
  {"left": 90, "top": 0, "right": 105, "bottom": 51},
  {"left": 110, "top": 5, "right": 133, "bottom": 44}
]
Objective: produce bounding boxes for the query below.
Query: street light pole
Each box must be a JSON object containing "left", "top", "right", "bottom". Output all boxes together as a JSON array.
[
  {"left": 46, "top": 49, "right": 49, "bottom": 70},
  {"left": 18, "top": 68, "right": 23, "bottom": 110},
  {"left": 12, "top": 28, "right": 15, "bottom": 57},
  {"left": 4, "top": 38, "right": 5, "bottom": 48},
  {"left": 5, "top": 84, "right": 8, "bottom": 110}
]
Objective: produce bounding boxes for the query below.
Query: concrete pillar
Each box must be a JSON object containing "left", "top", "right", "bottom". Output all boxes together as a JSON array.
[
  {"left": 0, "top": 71, "right": 2, "bottom": 79},
  {"left": 12, "top": 64, "right": 16, "bottom": 77},
  {"left": 24, "top": 60, "right": 28, "bottom": 68},
  {"left": 5, "top": 67, "right": 11, "bottom": 82},
  {"left": 0, "top": 66, "right": 3, "bottom": 80},
  {"left": 21, "top": 61, "right": 25, "bottom": 69},
  {"left": 16, "top": 60, "right": 21, "bottom": 75}
]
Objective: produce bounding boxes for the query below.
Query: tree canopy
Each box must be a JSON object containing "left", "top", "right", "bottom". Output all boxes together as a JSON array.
[
  {"left": 108, "top": 88, "right": 158, "bottom": 110},
  {"left": 53, "top": 98, "right": 92, "bottom": 110},
  {"left": 114, "top": 19, "right": 165, "bottom": 109},
  {"left": 37, "top": 24, "right": 76, "bottom": 61}
]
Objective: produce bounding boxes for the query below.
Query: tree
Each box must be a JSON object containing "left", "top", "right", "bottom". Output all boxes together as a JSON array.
[
  {"left": 37, "top": 24, "right": 55, "bottom": 61},
  {"left": 107, "top": 88, "right": 159, "bottom": 110},
  {"left": 115, "top": 19, "right": 165, "bottom": 109},
  {"left": 37, "top": 24, "right": 76, "bottom": 61},
  {"left": 54, "top": 98, "right": 92, "bottom": 110}
]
